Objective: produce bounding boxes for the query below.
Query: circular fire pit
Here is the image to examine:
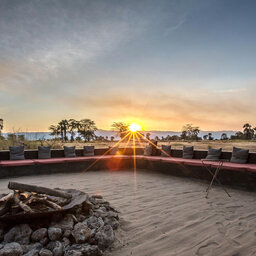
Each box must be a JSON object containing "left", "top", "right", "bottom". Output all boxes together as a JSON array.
[{"left": 0, "top": 182, "right": 120, "bottom": 256}]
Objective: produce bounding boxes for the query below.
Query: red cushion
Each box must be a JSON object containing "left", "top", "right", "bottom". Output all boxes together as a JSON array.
[
  {"left": 134, "top": 155, "right": 146, "bottom": 160},
  {"left": 143, "top": 156, "right": 162, "bottom": 161},
  {"left": 33, "top": 158, "right": 66, "bottom": 164},
  {"left": 0, "top": 160, "right": 35, "bottom": 167},
  {"left": 211, "top": 162, "right": 246, "bottom": 172},
  {"left": 64, "top": 156, "right": 97, "bottom": 163},
  {"left": 246, "top": 164, "right": 256, "bottom": 173},
  {"left": 161, "top": 157, "right": 184, "bottom": 164},
  {"left": 182, "top": 159, "right": 204, "bottom": 167},
  {"left": 111, "top": 155, "right": 131, "bottom": 160}
]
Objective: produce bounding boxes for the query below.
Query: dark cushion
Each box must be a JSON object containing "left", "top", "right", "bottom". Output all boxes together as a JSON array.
[
  {"left": 64, "top": 146, "right": 76, "bottom": 158},
  {"left": 144, "top": 145, "right": 153, "bottom": 156},
  {"left": 84, "top": 146, "right": 95, "bottom": 156},
  {"left": 109, "top": 147, "right": 118, "bottom": 155},
  {"left": 38, "top": 146, "right": 51, "bottom": 159},
  {"left": 231, "top": 147, "right": 249, "bottom": 164},
  {"left": 205, "top": 148, "right": 222, "bottom": 161},
  {"left": 161, "top": 145, "right": 171, "bottom": 157},
  {"left": 9, "top": 146, "right": 25, "bottom": 160},
  {"left": 183, "top": 146, "right": 194, "bottom": 159}
]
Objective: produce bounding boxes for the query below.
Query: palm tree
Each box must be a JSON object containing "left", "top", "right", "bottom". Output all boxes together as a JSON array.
[
  {"left": 58, "top": 120, "right": 69, "bottom": 142},
  {"left": 243, "top": 123, "right": 254, "bottom": 140},
  {"left": 68, "top": 119, "right": 79, "bottom": 142},
  {"left": 0, "top": 118, "right": 3, "bottom": 136}
]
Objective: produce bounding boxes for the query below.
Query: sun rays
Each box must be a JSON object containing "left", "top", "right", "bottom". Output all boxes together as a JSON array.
[{"left": 81, "top": 122, "right": 182, "bottom": 186}]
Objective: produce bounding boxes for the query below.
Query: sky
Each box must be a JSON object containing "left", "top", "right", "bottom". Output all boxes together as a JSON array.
[{"left": 0, "top": 0, "right": 256, "bottom": 132}]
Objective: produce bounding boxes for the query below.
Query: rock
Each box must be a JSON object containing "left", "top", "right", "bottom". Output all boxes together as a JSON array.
[
  {"left": 48, "top": 228, "right": 62, "bottom": 241},
  {"left": 4, "top": 224, "right": 32, "bottom": 245},
  {"left": 76, "top": 214, "right": 86, "bottom": 222},
  {"left": 31, "top": 228, "right": 48, "bottom": 242},
  {"left": 62, "top": 237, "right": 70, "bottom": 248},
  {"left": 107, "top": 211, "right": 119, "bottom": 219},
  {"left": 52, "top": 241, "right": 63, "bottom": 256},
  {"left": 71, "top": 223, "right": 92, "bottom": 244},
  {"left": 40, "top": 237, "right": 49, "bottom": 246},
  {"left": 94, "top": 199, "right": 109, "bottom": 206},
  {"left": 91, "top": 195, "right": 103, "bottom": 199},
  {"left": 39, "top": 248, "right": 53, "bottom": 256},
  {"left": 51, "top": 214, "right": 74, "bottom": 232},
  {"left": 0, "top": 242, "right": 23, "bottom": 256},
  {"left": 64, "top": 250, "right": 82, "bottom": 256},
  {"left": 23, "top": 249, "right": 39, "bottom": 256},
  {"left": 104, "top": 217, "right": 119, "bottom": 230},
  {"left": 93, "top": 207, "right": 107, "bottom": 218},
  {"left": 65, "top": 244, "right": 102, "bottom": 256},
  {"left": 94, "top": 225, "right": 114, "bottom": 249},
  {"left": 83, "top": 216, "right": 104, "bottom": 230},
  {"left": 0, "top": 228, "right": 4, "bottom": 241},
  {"left": 22, "top": 243, "right": 43, "bottom": 254},
  {"left": 62, "top": 230, "right": 71, "bottom": 238},
  {"left": 46, "top": 241, "right": 57, "bottom": 251}
]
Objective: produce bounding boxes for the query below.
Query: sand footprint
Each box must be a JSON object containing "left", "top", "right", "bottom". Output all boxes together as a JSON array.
[
  {"left": 249, "top": 246, "right": 256, "bottom": 255},
  {"left": 216, "top": 222, "right": 241, "bottom": 247},
  {"left": 216, "top": 221, "right": 227, "bottom": 235},
  {"left": 196, "top": 242, "right": 219, "bottom": 256}
]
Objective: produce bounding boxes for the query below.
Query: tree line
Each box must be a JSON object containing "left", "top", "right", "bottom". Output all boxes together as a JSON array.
[
  {"left": 49, "top": 119, "right": 97, "bottom": 142},
  {"left": 1, "top": 118, "right": 256, "bottom": 142}
]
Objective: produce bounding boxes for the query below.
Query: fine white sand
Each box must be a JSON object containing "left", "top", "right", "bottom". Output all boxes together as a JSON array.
[{"left": 1, "top": 169, "right": 256, "bottom": 256}]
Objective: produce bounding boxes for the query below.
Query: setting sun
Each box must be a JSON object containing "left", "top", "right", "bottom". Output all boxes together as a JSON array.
[{"left": 129, "top": 123, "right": 142, "bottom": 132}]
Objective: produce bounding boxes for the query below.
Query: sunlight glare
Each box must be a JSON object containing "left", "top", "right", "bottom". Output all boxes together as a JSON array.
[{"left": 129, "top": 123, "right": 141, "bottom": 132}]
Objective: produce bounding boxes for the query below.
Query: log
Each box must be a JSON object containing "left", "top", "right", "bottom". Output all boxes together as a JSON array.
[
  {"left": 13, "top": 193, "right": 34, "bottom": 213},
  {"left": 8, "top": 182, "right": 72, "bottom": 199},
  {"left": 27, "top": 197, "right": 62, "bottom": 210},
  {"left": 0, "top": 193, "right": 14, "bottom": 216},
  {"left": 0, "top": 193, "right": 13, "bottom": 204}
]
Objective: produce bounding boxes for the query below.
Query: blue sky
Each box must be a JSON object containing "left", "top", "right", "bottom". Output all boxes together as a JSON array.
[{"left": 0, "top": 0, "right": 255, "bottom": 131}]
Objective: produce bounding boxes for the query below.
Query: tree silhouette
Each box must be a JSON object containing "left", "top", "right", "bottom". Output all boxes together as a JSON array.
[
  {"left": 0, "top": 118, "right": 3, "bottom": 136},
  {"left": 68, "top": 119, "right": 79, "bottom": 142},
  {"left": 58, "top": 120, "right": 69, "bottom": 142},
  {"left": 221, "top": 133, "right": 228, "bottom": 140},
  {"left": 243, "top": 123, "right": 254, "bottom": 140},
  {"left": 181, "top": 124, "right": 200, "bottom": 140},
  {"left": 49, "top": 125, "right": 60, "bottom": 138},
  {"left": 78, "top": 119, "right": 97, "bottom": 142},
  {"left": 208, "top": 133, "right": 213, "bottom": 140},
  {"left": 111, "top": 122, "right": 129, "bottom": 139}
]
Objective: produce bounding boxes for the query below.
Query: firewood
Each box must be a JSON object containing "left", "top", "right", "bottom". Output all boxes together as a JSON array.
[
  {"left": 8, "top": 182, "right": 72, "bottom": 199},
  {"left": 0, "top": 193, "right": 14, "bottom": 216},
  {"left": 0, "top": 193, "right": 13, "bottom": 203},
  {"left": 27, "top": 196, "right": 62, "bottom": 210},
  {"left": 13, "top": 192, "right": 34, "bottom": 213}
]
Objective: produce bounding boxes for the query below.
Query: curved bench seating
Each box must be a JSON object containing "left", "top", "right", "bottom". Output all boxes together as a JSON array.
[
  {"left": 1, "top": 155, "right": 256, "bottom": 191},
  {"left": 1, "top": 155, "right": 256, "bottom": 173},
  {"left": 0, "top": 160, "right": 35, "bottom": 167}
]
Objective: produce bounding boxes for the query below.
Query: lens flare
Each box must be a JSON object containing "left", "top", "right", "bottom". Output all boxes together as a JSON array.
[{"left": 129, "top": 123, "right": 141, "bottom": 132}]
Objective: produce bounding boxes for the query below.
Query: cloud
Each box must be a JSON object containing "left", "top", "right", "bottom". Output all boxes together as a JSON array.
[{"left": 164, "top": 16, "right": 186, "bottom": 36}]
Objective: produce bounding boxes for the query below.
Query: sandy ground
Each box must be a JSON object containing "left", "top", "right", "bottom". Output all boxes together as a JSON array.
[{"left": 1, "top": 170, "right": 256, "bottom": 256}]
